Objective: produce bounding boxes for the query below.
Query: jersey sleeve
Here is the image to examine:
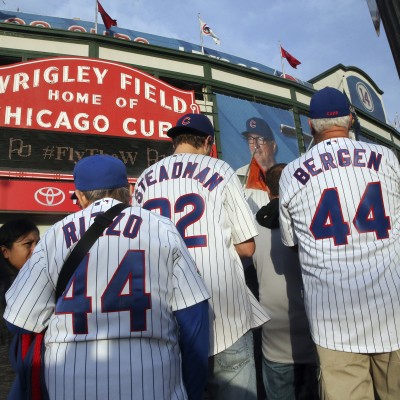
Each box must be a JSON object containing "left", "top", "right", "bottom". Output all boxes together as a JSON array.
[
  {"left": 279, "top": 165, "right": 298, "bottom": 247},
  {"left": 167, "top": 226, "right": 210, "bottom": 312},
  {"left": 4, "top": 241, "right": 55, "bottom": 333},
  {"left": 224, "top": 171, "right": 258, "bottom": 244}
]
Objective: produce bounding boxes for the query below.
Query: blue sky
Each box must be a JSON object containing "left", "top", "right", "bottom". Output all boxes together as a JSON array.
[{"left": 4, "top": 0, "right": 400, "bottom": 129}]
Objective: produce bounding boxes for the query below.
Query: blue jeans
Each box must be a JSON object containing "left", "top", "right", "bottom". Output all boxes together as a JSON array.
[
  {"left": 207, "top": 330, "right": 257, "bottom": 400},
  {"left": 262, "top": 357, "right": 319, "bottom": 400}
]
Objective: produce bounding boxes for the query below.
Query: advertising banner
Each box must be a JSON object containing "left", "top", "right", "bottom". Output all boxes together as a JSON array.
[
  {"left": 216, "top": 93, "right": 301, "bottom": 211},
  {"left": 0, "top": 179, "right": 79, "bottom": 212},
  {"left": 216, "top": 93, "right": 300, "bottom": 172}
]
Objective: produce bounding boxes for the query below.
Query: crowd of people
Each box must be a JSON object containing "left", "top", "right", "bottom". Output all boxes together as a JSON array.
[{"left": 1, "top": 87, "right": 399, "bottom": 400}]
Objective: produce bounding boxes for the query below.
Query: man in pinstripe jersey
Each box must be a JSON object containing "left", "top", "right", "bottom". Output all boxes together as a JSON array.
[
  {"left": 4, "top": 154, "right": 210, "bottom": 400},
  {"left": 279, "top": 87, "right": 400, "bottom": 400},
  {"left": 132, "top": 113, "right": 270, "bottom": 400}
]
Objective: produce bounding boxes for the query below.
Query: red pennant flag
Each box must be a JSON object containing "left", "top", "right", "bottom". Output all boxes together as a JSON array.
[
  {"left": 97, "top": 1, "right": 117, "bottom": 29},
  {"left": 245, "top": 158, "right": 267, "bottom": 191},
  {"left": 280, "top": 46, "right": 301, "bottom": 69}
]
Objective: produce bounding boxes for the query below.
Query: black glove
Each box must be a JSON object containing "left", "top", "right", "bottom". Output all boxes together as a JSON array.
[{"left": 256, "top": 198, "right": 280, "bottom": 229}]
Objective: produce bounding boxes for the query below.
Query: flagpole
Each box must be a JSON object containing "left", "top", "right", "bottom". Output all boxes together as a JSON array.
[
  {"left": 198, "top": 14, "right": 204, "bottom": 55},
  {"left": 95, "top": 0, "right": 98, "bottom": 34},
  {"left": 279, "top": 42, "right": 285, "bottom": 78}
]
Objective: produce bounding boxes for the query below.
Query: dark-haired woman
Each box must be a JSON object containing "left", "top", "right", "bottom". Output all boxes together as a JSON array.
[{"left": 0, "top": 219, "right": 39, "bottom": 400}]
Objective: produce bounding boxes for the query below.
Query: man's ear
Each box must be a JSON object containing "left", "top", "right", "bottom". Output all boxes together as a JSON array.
[
  {"left": 75, "top": 190, "right": 90, "bottom": 209},
  {"left": 308, "top": 119, "right": 316, "bottom": 136},
  {"left": 349, "top": 113, "right": 353, "bottom": 128}
]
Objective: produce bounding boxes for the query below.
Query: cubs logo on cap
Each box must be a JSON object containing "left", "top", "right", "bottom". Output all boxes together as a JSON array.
[{"left": 167, "top": 113, "right": 215, "bottom": 139}]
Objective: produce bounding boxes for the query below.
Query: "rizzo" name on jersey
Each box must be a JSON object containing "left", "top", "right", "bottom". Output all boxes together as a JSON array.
[
  {"left": 294, "top": 148, "right": 383, "bottom": 185},
  {"left": 62, "top": 212, "right": 143, "bottom": 248},
  {"left": 134, "top": 161, "right": 224, "bottom": 204}
]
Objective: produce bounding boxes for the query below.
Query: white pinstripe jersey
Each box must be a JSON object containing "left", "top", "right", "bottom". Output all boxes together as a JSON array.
[
  {"left": 4, "top": 198, "right": 209, "bottom": 400},
  {"left": 132, "top": 153, "right": 270, "bottom": 356},
  {"left": 279, "top": 138, "right": 400, "bottom": 353}
]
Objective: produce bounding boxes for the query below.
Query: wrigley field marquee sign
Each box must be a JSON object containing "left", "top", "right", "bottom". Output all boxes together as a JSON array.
[
  {"left": 0, "top": 57, "right": 199, "bottom": 137},
  {"left": 0, "top": 57, "right": 200, "bottom": 212}
]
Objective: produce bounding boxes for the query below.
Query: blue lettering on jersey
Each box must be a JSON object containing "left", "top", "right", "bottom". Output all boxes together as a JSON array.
[
  {"left": 62, "top": 213, "right": 143, "bottom": 247},
  {"left": 172, "top": 162, "right": 183, "bottom": 178},
  {"left": 294, "top": 148, "right": 383, "bottom": 185},
  {"left": 193, "top": 167, "right": 210, "bottom": 184},
  {"left": 204, "top": 173, "right": 224, "bottom": 191},
  {"left": 134, "top": 160, "right": 224, "bottom": 204},
  {"left": 159, "top": 165, "right": 169, "bottom": 182},
  {"left": 63, "top": 222, "right": 78, "bottom": 249}
]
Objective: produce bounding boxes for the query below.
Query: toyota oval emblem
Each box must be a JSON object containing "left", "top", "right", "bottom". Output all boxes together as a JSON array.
[{"left": 34, "top": 187, "right": 65, "bottom": 206}]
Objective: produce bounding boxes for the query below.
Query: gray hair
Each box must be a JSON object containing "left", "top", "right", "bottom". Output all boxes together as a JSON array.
[
  {"left": 310, "top": 115, "right": 351, "bottom": 135},
  {"left": 82, "top": 186, "right": 131, "bottom": 204}
]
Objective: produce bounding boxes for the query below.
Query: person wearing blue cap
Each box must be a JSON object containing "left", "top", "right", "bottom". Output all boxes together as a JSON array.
[
  {"left": 5, "top": 154, "right": 211, "bottom": 400},
  {"left": 236, "top": 117, "right": 277, "bottom": 213},
  {"left": 132, "top": 113, "right": 270, "bottom": 400},
  {"left": 279, "top": 87, "right": 400, "bottom": 400}
]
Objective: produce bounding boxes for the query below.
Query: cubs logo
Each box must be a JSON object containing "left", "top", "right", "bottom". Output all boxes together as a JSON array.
[
  {"left": 249, "top": 119, "right": 257, "bottom": 129},
  {"left": 182, "top": 116, "right": 191, "bottom": 125},
  {"left": 34, "top": 187, "right": 65, "bottom": 206},
  {"left": 356, "top": 82, "right": 374, "bottom": 113}
]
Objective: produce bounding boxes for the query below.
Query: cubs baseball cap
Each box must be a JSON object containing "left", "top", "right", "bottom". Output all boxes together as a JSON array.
[
  {"left": 73, "top": 154, "right": 128, "bottom": 192},
  {"left": 241, "top": 117, "right": 274, "bottom": 141},
  {"left": 167, "top": 113, "right": 215, "bottom": 139},
  {"left": 309, "top": 87, "right": 350, "bottom": 119}
]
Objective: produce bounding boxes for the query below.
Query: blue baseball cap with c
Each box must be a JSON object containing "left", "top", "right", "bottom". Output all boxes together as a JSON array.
[
  {"left": 241, "top": 117, "right": 274, "bottom": 140},
  {"left": 309, "top": 87, "right": 350, "bottom": 119},
  {"left": 167, "top": 113, "right": 214, "bottom": 139},
  {"left": 73, "top": 154, "right": 128, "bottom": 192}
]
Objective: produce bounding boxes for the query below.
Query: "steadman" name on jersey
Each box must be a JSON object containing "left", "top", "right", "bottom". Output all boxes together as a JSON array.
[
  {"left": 294, "top": 148, "right": 382, "bottom": 185},
  {"left": 134, "top": 161, "right": 224, "bottom": 204}
]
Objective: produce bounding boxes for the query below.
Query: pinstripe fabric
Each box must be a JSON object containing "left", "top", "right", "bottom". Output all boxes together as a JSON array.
[
  {"left": 279, "top": 138, "right": 400, "bottom": 353},
  {"left": 132, "top": 154, "right": 270, "bottom": 356},
  {"left": 4, "top": 199, "right": 209, "bottom": 400}
]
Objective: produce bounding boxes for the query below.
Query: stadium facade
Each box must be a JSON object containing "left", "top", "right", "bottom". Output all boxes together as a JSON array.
[{"left": 0, "top": 10, "right": 399, "bottom": 230}]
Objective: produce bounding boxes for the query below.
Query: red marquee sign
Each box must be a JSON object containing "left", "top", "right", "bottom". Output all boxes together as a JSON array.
[{"left": 0, "top": 57, "right": 199, "bottom": 139}]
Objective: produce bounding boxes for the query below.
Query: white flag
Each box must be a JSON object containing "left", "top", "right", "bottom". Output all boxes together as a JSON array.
[{"left": 198, "top": 16, "right": 220, "bottom": 45}]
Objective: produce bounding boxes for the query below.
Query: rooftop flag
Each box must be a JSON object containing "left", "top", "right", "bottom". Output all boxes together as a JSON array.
[
  {"left": 97, "top": 1, "right": 117, "bottom": 30},
  {"left": 198, "top": 15, "right": 220, "bottom": 45},
  {"left": 280, "top": 46, "right": 301, "bottom": 69}
]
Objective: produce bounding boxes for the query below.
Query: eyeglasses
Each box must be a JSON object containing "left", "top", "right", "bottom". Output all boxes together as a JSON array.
[{"left": 246, "top": 136, "right": 268, "bottom": 145}]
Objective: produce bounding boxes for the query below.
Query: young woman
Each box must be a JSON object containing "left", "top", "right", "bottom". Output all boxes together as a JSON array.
[{"left": 0, "top": 219, "right": 40, "bottom": 399}]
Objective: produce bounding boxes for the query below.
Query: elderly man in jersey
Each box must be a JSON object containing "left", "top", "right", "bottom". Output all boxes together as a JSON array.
[
  {"left": 4, "top": 154, "right": 210, "bottom": 400},
  {"left": 279, "top": 87, "right": 400, "bottom": 400},
  {"left": 132, "top": 113, "right": 270, "bottom": 400}
]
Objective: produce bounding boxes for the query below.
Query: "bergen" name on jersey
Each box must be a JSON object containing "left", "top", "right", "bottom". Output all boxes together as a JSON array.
[{"left": 294, "top": 148, "right": 382, "bottom": 185}]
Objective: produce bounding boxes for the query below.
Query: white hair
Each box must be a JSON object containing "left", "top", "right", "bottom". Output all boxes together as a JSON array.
[{"left": 310, "top": 115, "right": 351, "bottom": 135}]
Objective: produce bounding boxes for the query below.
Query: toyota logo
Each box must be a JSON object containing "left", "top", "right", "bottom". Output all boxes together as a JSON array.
[{"left": 34, "top": 187, "right": 65, "bottom": 206}]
